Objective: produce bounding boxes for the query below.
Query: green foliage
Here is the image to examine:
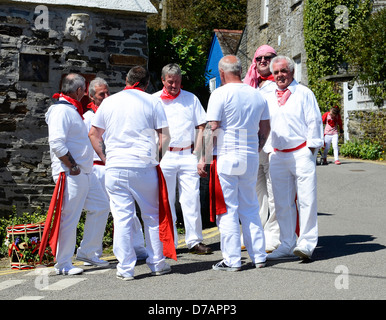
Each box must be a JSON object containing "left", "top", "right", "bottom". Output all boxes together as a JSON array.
[
  {"left": 303, "top": 0, "right": 372, "bottom": 112},
  {"left": 340, "top": 139, "right": 384, "bottom": 160},
  {"left": 345, "top": 8, "right": 386, "bottom": 107}
]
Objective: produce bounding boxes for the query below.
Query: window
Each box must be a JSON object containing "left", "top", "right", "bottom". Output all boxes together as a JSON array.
[
  {"left": 260, "top": 0, "right": 269, "bottom": 25},
  {"left": 293, "top": 56, "right": 302, "bottom": 83},
  {"left": 209, "top": 77, "right": 216, "bottom": 93}
]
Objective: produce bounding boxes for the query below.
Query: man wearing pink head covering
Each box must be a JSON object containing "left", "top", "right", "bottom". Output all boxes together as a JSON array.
[{"left": 243, "top": 44, "right": 280, "bottom": 253}]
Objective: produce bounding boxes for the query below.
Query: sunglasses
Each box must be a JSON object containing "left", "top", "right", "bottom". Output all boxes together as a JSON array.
[{"left": 256, "top": 55, "right": 275, "bottom": 62}]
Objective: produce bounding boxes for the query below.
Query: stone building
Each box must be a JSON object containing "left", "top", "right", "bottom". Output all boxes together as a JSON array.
[
  {"left": 0, "top": 0, "right": 157, "bottom": 216},
  {"left": 238, "top": 0, "right": 306, "bottom": 84}
]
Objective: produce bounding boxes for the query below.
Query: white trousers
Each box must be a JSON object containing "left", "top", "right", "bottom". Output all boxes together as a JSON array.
[
  {"left": 256, "top": 150, "right": 280, "bottom": 251},
  {"left": 269, "top": 147, "right": 318, "bottom": 255},
  {"left": 105, "top": 167, "right": 167, "bottom": 277},
  {"left": 160, "top": 150, "right": 203, "bottom": 249},
  {"left": 93, "top": 164, "right": 147, "bottom": 258},
  {"left": 217, "top": 156, "right": 266, "bottom": 267},
  {"left": 54, "top": 171, "right": 110, "bottom": 269},
  {"left": 323, "top": 134, "right": 339, "bottom": 161}
]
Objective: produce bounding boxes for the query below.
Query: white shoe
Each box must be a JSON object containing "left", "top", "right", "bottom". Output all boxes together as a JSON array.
[
  {"left": 266, "top": 249, "right": 298, "bottom": 260},
  {"left": 76, "top": 255, "right": 109, "bottom": 267},
  {"left": 293, "top": 247, "right": 312, "bottom": 260},
  {"left": 255, "top": 262, "right": 266, "bottom": 268},
  {"left": 55, "top": 265, "right": 84, "bottom": 275},
  {"left": 116, "top": 272, "right": 134, "bottom": 281},
  {"left": 151, "top": 263, "right": 171, "bottom": 276}
]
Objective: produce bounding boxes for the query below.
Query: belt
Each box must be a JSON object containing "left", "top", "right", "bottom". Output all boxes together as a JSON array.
[
  {"left": 168, "top": 144, "right": 193, "bottom": 152},
  {"left": 93, "top": 160, "right": 105, "bottom": 166},
  {"left": 274, "top": 141, "right": 307, "bottom": 153}
]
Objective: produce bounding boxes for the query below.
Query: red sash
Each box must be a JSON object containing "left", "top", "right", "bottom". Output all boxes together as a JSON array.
[
  {"left": 274, "top": 141, "right": 307, "bottom": 153},
  {"left": 38, "top": 172, "right": 66, "bottom": 262},
  {"left": 156, "top": 165, "right": 177, "bottom": 261},
  {"left": 209, "top": 156, "right": 227, "bottom": 222},
  {"left": 52, "top": 93, "right": 84, "bottom": 119},
  {"left": 160, "top": 87, "right": 180, "bottom": 100}
]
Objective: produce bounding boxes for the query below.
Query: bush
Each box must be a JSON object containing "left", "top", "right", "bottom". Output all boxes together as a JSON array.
[{"left": 340, "top": 139, "right": 384, "bottom": 160}]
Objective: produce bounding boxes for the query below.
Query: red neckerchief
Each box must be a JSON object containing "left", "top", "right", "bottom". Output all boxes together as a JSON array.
[
  {"left": 275, "top": 89, "right": 292, "bottom": 107},
  {"left": 87, "top": 101, "right": 98, "bottom": 113},
  {"left": 259, "top": 74, "right": 275, "bottom": 82},
  {"left": 124, "top": 82, "right": 144, "bottom": 92},
  {"left": 52, "top": 93, "right": 84, "bottom": 119},
  {"left": 160, "top": 86, "right": 180, "bottom": 100}
]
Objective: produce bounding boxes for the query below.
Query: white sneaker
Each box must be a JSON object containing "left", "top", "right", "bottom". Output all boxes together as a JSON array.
[
  {"left": 55, "top": 265, "right": 84, "bottom": 275},
  {"left": 293, "top": 247, "right": 312, "bottom": 260},
  {"left": 255, "top": 262, "right": 266, "bottom": 268},
  {"left": 151, "top": 263, "right": 171, "bottom": 276},
  {"left": 76, "top": 255, "right": 109, "bottom": 267},
  {"left": 116, "top": 272, "right": 134, "bottom": 281},
  {"left": 266, "top": 249, "right": 298, "bottom": 260}
]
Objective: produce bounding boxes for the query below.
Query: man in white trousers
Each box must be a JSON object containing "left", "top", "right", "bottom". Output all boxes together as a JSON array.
[
  {"left": 89, "top": 66, "right": 172, "bottom": 280},
  {"left": 198, "top": 55, "right": 270, "bottom": 271},
  {"left": 266, "top": 56, "right": 324, "bottom": 260},
  {"left": 243, "top": 44, "right": 280, "bottom": 252},
  {"left": 83, "top": 77, "right": 148, "bottom": 261},
  {"left": 153, "top": 63, "right": 212, "bottom": 254},
  {"left": 45, "top": 73, "right": 110, "bottom": 275}
]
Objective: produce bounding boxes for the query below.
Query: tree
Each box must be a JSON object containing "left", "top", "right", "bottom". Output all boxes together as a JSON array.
[{"left": 345, "top": 8, "right": 386, "bottom": 107}]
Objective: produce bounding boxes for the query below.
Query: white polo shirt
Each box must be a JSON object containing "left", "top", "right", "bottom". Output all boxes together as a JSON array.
[
  {"left": 265, "top": 80, "right": 324, "bottom": 151},
  {"left": 153, "top": 89, "right": 206, "bottom": 149},
  {"left": 45, "top": 98, "right": 94, "bottom": 176},
  {"left": 92, "top": 89, "right": 168, "bottom": 168},
  {"left": 206, "top": 82, "right": 270, "bottom": 159}
]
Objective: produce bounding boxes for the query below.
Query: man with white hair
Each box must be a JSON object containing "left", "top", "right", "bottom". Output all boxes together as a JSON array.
[
  {"left": 198, "top": 55, "right": 270, "bottom": 271},
  {"left": 45, "top": 73, "right": 110, "bottom": 275},
  {"left": 153, "top": 63, "right": 211, "bottom": 255},
  {"left": 266, "top": 56, "right": 323, "bottom": 261}
]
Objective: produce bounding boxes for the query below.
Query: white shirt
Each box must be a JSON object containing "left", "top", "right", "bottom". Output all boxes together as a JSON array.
[
  {"left": 153, "top": 89, "right": 206, "bottom": 148},
  {"left": 207, "top": 82, "right": 270, "bottom": 160},
  {"left": 45, "top": 98, "right": 94, "bottom": 176},
  {"left": 265, "top": 80, "right": 324, "bottom": 151},
  {"left": 257, "top": 80, "right": 276, "bottom": 153},
  {"left": 83, "top": 109, "right": 103, "bottom": 162},
  {"left": 92, "top": 89, "right": 168, "bottom": 168}
]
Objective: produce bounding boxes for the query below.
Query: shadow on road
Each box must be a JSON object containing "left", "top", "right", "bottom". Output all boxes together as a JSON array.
[{"left": 314, "top": 234, "right": 386, "bottom": 260}]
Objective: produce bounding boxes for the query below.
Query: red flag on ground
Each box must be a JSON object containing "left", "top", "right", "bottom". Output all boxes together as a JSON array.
[
  {"left": 156, "top": 165, "right": 177, "bottom": 261},
  {"left": 209, "top": 156, "right": 227, "bottom": 223},
  {"left": 38, "top": 172, "right": 66, "bottom": 263}
]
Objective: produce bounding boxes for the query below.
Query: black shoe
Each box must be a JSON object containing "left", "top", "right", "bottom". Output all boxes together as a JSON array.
[{"left": 189, "top": 243, "right": 213, "bottom": 254}]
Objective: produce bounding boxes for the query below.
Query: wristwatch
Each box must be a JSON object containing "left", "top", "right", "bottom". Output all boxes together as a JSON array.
[{"left": 70, "top": 165, "right": 80, "bottom": 172}]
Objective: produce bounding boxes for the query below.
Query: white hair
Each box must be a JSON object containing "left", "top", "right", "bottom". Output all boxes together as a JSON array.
[{"left": 269, "top": 55, "right": 295, "bottom": 73}]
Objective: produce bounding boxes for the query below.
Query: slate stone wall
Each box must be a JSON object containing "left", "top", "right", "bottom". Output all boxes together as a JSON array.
[{"left": 0, "top": 2, "right": 150, "bottom": 216}]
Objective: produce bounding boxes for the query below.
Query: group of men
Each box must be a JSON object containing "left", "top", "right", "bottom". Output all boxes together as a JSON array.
[{"left": 45, "top": 44, "right": 323, "bottom": 279}]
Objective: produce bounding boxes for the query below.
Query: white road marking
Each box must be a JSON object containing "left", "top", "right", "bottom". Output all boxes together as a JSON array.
[
  {"left": 39, "top": 278, "right": 87, "bottom": 291},
  {"left": 0, "top": 280, "right": 26, "bottom": 291}
]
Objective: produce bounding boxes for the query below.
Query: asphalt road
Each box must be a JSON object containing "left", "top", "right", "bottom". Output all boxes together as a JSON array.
[{"left": 0, "top": 157, "right": 385, "bottom": 310}]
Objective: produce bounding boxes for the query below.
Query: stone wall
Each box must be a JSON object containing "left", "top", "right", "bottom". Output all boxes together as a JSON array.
[
  {"left": 0, "top": 2, "right": 151, "bottom": 216},
  {"left": 238, "top": 0, "right": 307, "bottom": 85}
]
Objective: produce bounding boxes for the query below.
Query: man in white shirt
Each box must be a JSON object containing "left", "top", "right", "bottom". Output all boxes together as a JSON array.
[
  {"left": 83, "top": 78, "right": 147, "bottom": 261},
  {"left": 45, "top": 73, "right": 110, "bottom": 275},
  {"left": 89, "top": 66, "right": 173, "bottom": 280},
  {"left": 244, "top": 44, "right": 280, "bottom": 252},
  {"left": 153, "top": 63, "right": 212, "bottom": 255},
  {"left": 198, "top": 55, "right": 270, "bottom": 271},
  {"left": 266, "top": 56, "right": 324, "bottom": 261}
]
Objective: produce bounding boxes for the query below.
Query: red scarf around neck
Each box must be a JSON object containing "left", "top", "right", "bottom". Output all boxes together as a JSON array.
[
  {"left": 259, "top": 74, "right": 275, "bottom": 82},
  {"left": 124, "top": 82, "right": 144, "bottom": 92},
  {"left": 87, "top": 101, "right": 98, "bottom": 113},
  {"left": 160, "top": 86, "right": 181, "bottom": 100},
  {"left": 53, "top": 93, "right": 84, "bottom": 119}
]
